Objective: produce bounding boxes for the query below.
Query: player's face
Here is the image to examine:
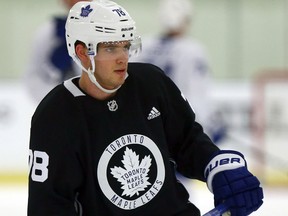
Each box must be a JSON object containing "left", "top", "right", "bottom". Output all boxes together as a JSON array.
[{"left": 93, "top": 41, "right": 130, "bottom": 90}]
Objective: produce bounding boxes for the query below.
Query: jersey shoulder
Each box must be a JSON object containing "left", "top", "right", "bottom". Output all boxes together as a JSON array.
[
  {"left": 127, "top": 62, "right": 168, "bottom": 84},
  {"left": 32, "top": 80, "right": 81, "bottom": 125},
  {"left": 127, "top": 62, "right": 184, "bottom": 101},
  {"left": 128, "top": 62, "right": 181, "bottom": 93}
]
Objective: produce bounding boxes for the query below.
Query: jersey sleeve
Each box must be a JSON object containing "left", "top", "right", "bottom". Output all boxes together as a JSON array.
[
  {"left": 28, "top": 89, "right": 83, "bottom": 215},
  {"left": 158, "top": 69, "right": 219, "bottom": 181}
]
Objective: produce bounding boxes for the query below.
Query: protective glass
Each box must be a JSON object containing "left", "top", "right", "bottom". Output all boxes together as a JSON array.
[{"left": 94, "top": 36, "right": 142, "bottom": 60}]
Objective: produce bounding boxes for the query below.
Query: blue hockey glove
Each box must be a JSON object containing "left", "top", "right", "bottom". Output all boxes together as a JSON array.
[{"left": 204, "top": 150, "right": 263, "bottom": 216}]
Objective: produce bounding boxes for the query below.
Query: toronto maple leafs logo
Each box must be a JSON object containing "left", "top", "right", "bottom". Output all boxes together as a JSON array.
[
  {"left": 97, "top": 134, "right": 165, "bottom": 210},
  {"left": 111, "top": 147, "right": 152, "bottom": 197},
  {"left": 80, "top": 5, "right": 93, "bottom": 17}
]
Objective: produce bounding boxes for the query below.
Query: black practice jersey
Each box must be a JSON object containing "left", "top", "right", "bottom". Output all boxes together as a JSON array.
[{"left": 28, "top": 63, "right": 219, "bottom": 216}]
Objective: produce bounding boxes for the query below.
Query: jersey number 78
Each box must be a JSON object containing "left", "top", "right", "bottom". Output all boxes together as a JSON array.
[{"left": 29, "top": 150, "right": 49, "bottom": 182}]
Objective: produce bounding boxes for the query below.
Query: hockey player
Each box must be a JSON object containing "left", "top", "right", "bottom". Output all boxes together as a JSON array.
[
  {"left": 23, "top": 0, "right": 89, "bottom": 103},
  {"left": 28, "top": 1, "right": 263, "bottom": 215},
  {"left": 130, "top": 0, "right": 226, "bottom": 144}
]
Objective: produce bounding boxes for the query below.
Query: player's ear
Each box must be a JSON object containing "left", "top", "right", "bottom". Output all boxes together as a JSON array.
[{"left": 75, "top": 42, "right": 89, "bottom": 64}]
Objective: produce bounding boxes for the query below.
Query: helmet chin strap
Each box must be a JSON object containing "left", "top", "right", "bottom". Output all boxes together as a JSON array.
[
  {"left": 74, "top": 55, "right": 128, "bottom": 94},
  {"left": 87, "top": 56, "right": 124, "bottom": 94}
]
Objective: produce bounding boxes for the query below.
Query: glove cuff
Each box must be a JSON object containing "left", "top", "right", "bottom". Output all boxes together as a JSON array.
[{"left": 204, "top": 150, "right": 246, "bottom": 192}]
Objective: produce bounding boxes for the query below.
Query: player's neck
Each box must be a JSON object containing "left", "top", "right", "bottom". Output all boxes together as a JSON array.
[{"left": 79, "top": 74, "right": 116, "bottom": 100}]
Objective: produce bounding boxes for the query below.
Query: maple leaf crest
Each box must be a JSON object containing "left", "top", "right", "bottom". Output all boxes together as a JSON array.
[
  {"left": 80, "top": 5, "right": 93, "bottom": 17},
  {"left": 110, "top": 147, "right": 152, "bottom": 197}
]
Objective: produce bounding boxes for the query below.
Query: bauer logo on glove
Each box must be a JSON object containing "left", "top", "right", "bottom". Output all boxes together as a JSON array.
[{"left": 205, "top": 150, "right": 264, "bottom": 216}]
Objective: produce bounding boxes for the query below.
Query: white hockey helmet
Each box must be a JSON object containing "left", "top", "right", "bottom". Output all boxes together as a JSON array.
[
  {"left": 65, "top": 0, "right": 141, "bottom": 94},
  {"left": 158, "top": 0, "right": 193, "bottom": 32},
  {"left": 66, "top": 0, "right": 141, "bottom": 60}
]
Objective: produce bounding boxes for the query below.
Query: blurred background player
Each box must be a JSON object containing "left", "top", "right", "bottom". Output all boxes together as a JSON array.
[
  {"left": 130, "top": 0, "right": 226, "bottom": 144},
  {"left": 23, "top": 0, "right": 90, "bottom": 103}
]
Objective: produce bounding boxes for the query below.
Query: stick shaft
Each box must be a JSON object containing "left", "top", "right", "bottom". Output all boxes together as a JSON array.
[{"left": 202, "top": 204, "right": 230, "bottom": 216}]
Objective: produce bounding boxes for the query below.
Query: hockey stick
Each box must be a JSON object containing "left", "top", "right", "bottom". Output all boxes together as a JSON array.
[{"left": 202, "top": 203, "right": 231, "bottom": 216}]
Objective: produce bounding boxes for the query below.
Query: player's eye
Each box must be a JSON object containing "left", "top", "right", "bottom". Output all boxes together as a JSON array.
[{"left": 104, "top": 46, "right": 116, "bottom": 53}]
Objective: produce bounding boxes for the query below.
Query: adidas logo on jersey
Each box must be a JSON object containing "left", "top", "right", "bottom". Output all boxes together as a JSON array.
[{"left": 147, "top": 107, "right": 161, "bottom": 120}]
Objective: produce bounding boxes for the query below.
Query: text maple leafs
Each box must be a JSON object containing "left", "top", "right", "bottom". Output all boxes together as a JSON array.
[{"left": 110, "top": 147, "right": 152, "bottom": 197}]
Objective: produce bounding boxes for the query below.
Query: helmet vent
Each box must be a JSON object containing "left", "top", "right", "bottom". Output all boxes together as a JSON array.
[
  {"left": 70, "top": 16, "right": 79, "bottom": 20},
  {"left": 95, "top": 26, "right": 116, "bottom": 33},
  {"left": 120, "top": 19, "right": 128, "bottom": 22}
]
